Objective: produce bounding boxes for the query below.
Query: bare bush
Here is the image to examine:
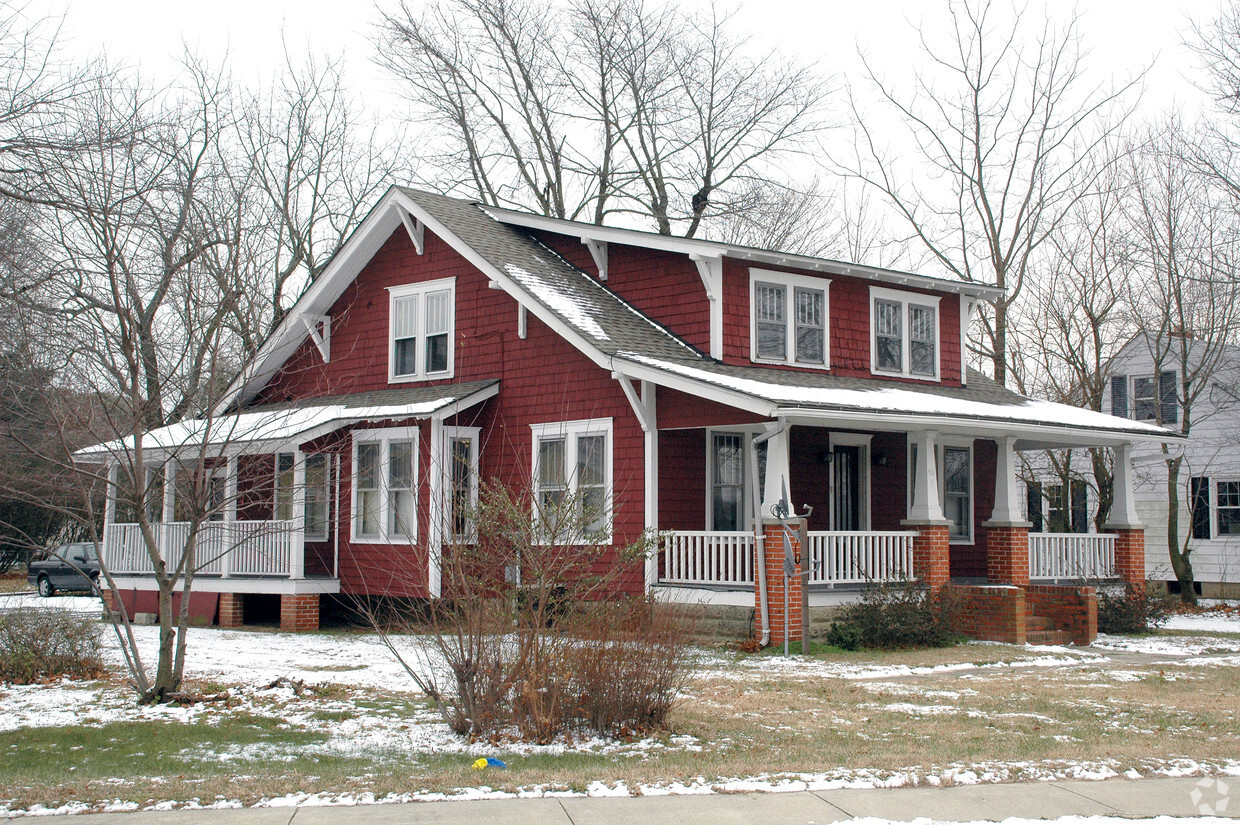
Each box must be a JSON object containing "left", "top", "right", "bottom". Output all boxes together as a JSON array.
[{"left": 0, "top": 606, "right": 103, "bottom": 683}]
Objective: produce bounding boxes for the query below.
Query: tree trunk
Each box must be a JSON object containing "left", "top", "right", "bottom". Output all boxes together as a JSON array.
[{"left": 1166, "top": 455, "right": 1196, "bottom": 605}]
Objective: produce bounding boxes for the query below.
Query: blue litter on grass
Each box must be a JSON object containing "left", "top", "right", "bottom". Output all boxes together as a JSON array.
[{"left": 472, "top": 757, "right": 508, "bottom": 770}]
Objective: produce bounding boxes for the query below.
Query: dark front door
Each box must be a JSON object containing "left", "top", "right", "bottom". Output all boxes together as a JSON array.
[{"left": 831, "top": 445, "right": 861, "bottom": 531}]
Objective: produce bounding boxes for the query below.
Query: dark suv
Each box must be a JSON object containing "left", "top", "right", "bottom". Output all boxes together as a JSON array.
[{"left": 27, "top": 543, "right": 100, "bottom": 597}]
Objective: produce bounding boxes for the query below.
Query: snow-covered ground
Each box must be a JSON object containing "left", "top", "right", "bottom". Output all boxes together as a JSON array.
[{"left": 4, "top": 595, "right": 1240, "bottom": 817}]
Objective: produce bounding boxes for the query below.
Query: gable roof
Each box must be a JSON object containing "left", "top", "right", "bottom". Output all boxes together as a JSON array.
[{"left": 220, "top": 187, "right": 1178, "bottom": 448}]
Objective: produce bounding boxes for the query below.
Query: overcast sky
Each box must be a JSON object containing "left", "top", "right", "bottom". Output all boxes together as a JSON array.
[{"left": 34, "top": 0, "right": 1220, "bottom": 118}]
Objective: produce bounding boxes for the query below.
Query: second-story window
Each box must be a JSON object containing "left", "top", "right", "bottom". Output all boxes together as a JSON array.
[
  {"left": 749, "top": 269, "right": 830, "bottom": 368},
  {"left": 388, "top": 277, "right": 455, "bottom": 382},
  {"left": 870, "top": 287, "right": 941, "bottom": 380}
]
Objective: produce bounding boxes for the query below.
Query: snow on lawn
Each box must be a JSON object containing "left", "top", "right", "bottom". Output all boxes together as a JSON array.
[
  {"left": 1164, "top": 611, "right": 1240, "bottom": 634},
  {"left": 0, "top": 591, "right": 103, "bottom": 615}
]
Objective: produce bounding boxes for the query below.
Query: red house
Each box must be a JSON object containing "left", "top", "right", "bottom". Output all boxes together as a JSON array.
[{"left": 82, "top": 187, "right": 1177, "bottom": 644}]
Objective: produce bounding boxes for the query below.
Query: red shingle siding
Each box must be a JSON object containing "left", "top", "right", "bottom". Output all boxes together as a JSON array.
[
  {"left": 532, "top": 231, "right": 711, "bottom": 354},
  {"left": 870, "top": 432, "right": 908, "bottom": 532},
  {"left": 657, "top": 429, "right": 705, "bottom": 532},
  {"left": 655, "top": 388, "right": 764, "bottom": 430},
  {"left": 252, "top": 227, "right": 647, "bottom": 599}
]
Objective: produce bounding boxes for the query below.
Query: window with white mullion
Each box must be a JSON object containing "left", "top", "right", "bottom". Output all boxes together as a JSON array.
[
  {"left": 711, "top": 432, "right": 745, "bottom": 532},
  {"left": 392, "top": 294, "right": 420, "bottom": 378},
  {"left": 1218, "top": 480, "right": 1240, "bottom": 536},
  {"left": 536, "top": 437, "right": 567, "bottom": 516},
  {"left": 754, "top": 282, "right": 787, "bottom": 361},
  {"left": 795, "top": 287, "right": 825, "bottom": 364},
  {"left": 424, "top": 289, "right": 451, "bottom": 374},
  {"left": 909, "top": 304, "right": 937, "bottom": 376},
  {"left": 875, "top": 299, "right": 903, "bottom": 372},
  {"left": 355, "top": 442, "right": 382, "bottom": 539},
  {"left": 388, "top": 440, "right": 416, "bottom": 539},
  {"left": 531, "top": 419, "right": 613, "bottom": 540},
  {"left": 577, "top": 434, "right": 607, "bottom": 536}
]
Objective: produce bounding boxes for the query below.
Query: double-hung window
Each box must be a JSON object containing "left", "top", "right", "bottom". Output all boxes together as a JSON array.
[
  {"left": 871, "top": 287, "right": 940, "bottom": 379},
  {"left": 1110, "top": 372, "right": 1179, "bottom": 424},
  {"left": 388, "top": 277, "right": 455, "bottom": 382},
  {"left": 1218, "top": 481, "right": 1240, "bottom": 536},
  {"left": 908, "top": 441, "right": 973, "bottom": 542},
  {"left": 750, "top": 270, "right": 830, "bottom": 368},
  {"left": 442, "top": 427, "right": 480, "bottom": 542},
  {"left": 531, "top": 418, "right": 612, "bottom": 540},
  {"left": 352, "top": 428, "right": 419, "bottom": 543},
  {"left": 275, "top": 452, "right": 330, "bottom": 540}
]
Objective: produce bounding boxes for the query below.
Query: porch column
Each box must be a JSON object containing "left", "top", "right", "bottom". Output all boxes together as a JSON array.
[
  {"left": 759, "top": 518, "right": 807, "bottom": 648},
  {"left": 983, "top": 436, "right": 1031, "bottom": 586},
  {"left": 1106, "top": 443, "right": 1145, "bottom": 587},
  {"left": 162, "top": 459, "right": 176, "bottom": 522},
  {"left": 290, "top": 450, "right": 306, "bottom": 580},
  {"left": 102, "top": 461, "right": 117, "bottom": 570},
  {"left": 429, "top": 417, "right": 443, "bottom": 599},
  {"left": 761, "top": 423, "right": 791, "bottom": 518},
  {"left": 220, "top": 455, "right": 237, "bottom": 579},
  {"left": 902, "top": 430, "right": 951, "bottom": 591},
  {"left": 642, "top": 381, "right": 659, "bottom": 591}
]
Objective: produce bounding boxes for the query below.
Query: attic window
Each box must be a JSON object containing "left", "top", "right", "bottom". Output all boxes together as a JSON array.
[
  {"left": 388, "top": 277, "right": 455, "bottom": 382},
  {"left": 870, "top": 286, "right": 941, "bottom": 380},
  {"left": 749, "top": 269, "right": 830, "bottom": 369}
]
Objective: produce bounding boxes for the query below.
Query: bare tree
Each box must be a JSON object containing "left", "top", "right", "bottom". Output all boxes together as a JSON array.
[
  {"left": 1124, "top": 118, "right": 1240, "bottom": 604},
  {"left": 374, "top": 0, "right": 830, "bottom": 237},
  {"left": 839, "top": 0, "right": 1138, "bottom": 385}
]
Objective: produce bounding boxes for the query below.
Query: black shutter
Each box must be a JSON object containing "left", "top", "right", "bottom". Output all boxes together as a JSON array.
[
  {"left": 1160, "top": 370, "right": 1178, "bottom": 424},
  {"left": 1026, "top": 481, "right": 1043, "bottom": 532},
  {"left": 1191, "top": 476, "right": 1211, "bottom": 540},
  {"left": 1111, "top": 376, "right": 1128, "bottom": 418},
  {"left": 1071, "top": 480, "right": 1088, "bottom": 533}
]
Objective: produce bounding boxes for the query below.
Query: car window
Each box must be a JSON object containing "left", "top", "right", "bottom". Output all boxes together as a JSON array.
[
  {"left": 70, "top": 548, "right": 87, "bottom": 564},
  {"left": 84, "top": 545, "right": 98, "bottom": 562}
]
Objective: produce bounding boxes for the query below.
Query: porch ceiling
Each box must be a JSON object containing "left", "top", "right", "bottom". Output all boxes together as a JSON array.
[{"left": 75, "top": 380, "right": 499, "bottom": 461}]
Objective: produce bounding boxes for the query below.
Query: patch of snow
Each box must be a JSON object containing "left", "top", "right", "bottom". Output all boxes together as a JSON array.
[
  {"left": 505, "top": 264, "right": 609, "bottom": 341},
  {"left": 1164, "top": 612, "right": 1240, "bottom": 634},
  {"left": 1091, "top": 634, "right": 1240, "bottom": 657},
  {"left": 0, "top": 592, "right": 103, "bottom": 615}
]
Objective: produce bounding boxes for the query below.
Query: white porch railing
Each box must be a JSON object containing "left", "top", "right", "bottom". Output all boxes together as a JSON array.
[
  {"left": 1029, "top": 533, "right": 1117, "bottom": 581},
  {"left": 807, "top": 531, "right": 916, "bottom": 586},
  {"left": 103, "top": 520, "right": 298, "bottom": 578},
  {"left": 661, "top": 531, "right": 755, "bottom": 586},
  {"left": 659, "top": 530, "right": 916, "bottom": 587}
]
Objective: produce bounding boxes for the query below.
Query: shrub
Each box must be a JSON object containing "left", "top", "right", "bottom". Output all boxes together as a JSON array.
[
  {"left": 1097, "top": 582, "right": 1174, "bottom": 634},
  {"left": 825, "top": 580, "right": 961, "bottom": 650},
  {"left": 0, "top": 606, "right": 104, "bottom": 683}
]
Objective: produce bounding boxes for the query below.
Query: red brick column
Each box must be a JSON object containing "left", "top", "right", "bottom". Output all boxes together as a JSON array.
[
  {"left": 280, "top": 594, "right": 320, "bottom": 632},
  {"left": 1111, "top": 528, "right": 1145, "bottom": 587},
  {"left": 218, "top": 593, "right": 244, "bottom": 628},
  {"left": 756, "top": 521, "right": 804, "bottom": 646},
  {"left": 984, "top": 524, "right": 1030, "bottom": 586},
  {"left": 907, "top": 523, "right": 951, "bottom": 591}
]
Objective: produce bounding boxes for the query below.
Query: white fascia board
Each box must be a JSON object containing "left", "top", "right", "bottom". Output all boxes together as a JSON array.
[
  {"left": 607, "top": 355, "right": 777, "bottom": 418},
  {"left": 776, "top": 407, "right": 1187, "bottom": 447},
  {"left": 484, "top": 205, "right": 1004, "bottom": 301},
  {"left": 217, "top": 194, "right": 406, "bottom": 413},
  {"left": 390, "top": 190, "right": 618, "bottom": 376}
]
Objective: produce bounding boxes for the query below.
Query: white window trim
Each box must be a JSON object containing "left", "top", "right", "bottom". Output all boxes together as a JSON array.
[
  {"left": 907, "top": 438, "right": 973, "bottom": 544},
  {"left": 749, "top": 268, "right": 831, "bottom": 370},
  {"left": 350, "top": 427, "right": 420, "bottom": 544},
  {"left": 870, "top": 285, "right": 942, "bottom": 381},
  {"left": 387, "top": 276, "right": 456, "bottom": 383},
  {"left": 442, "top": 425, "right": 481, "bottom": 543},
  {"left": 1216, "top": 478, "right": 1240, "bottom": 538},
  {"left": 1129, "top": 373, "right": 1160, "bottom": 422},
  {"left": 530, "top": 417, "right": 614, "bottom": 541},
  {"left": 303, "top": 453, "right": 330, "bottom": 542}
]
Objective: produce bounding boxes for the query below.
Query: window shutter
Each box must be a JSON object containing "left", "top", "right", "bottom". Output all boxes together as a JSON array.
[
  {"left": 1110, "top": 376, "right": 1128, "bottom": 418},
  {"left": 1071, "top": 480, "right": 1088, "bottom": 533},
  {"left": 1026, "top": 481, "right": 1043, "bottom": 532},
  {"left": 1159, "top": 370, "right": 1178, "bottom": 424},
  {"left": 1191, "top": 476, "right": 1211, "bottom": 540}
]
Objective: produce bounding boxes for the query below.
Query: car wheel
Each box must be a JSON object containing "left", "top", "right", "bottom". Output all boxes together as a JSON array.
[{"left": 37, "top": 575, "right": 54, "bottom": 598}]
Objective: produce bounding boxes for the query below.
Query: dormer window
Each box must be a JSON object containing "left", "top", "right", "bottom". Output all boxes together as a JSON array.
[
  {"left": 388, "top": 277, "right": 455, "bottom": 382},
  {"left": 749, "top": 269, "right": 830, "bottom": 368},
  {"left": 870, "top": 287, "right": 940, "bottom": 380}
]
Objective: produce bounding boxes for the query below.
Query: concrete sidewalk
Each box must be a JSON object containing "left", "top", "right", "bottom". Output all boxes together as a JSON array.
[{"left": 66, "top": 776, "right": 1236, "bottom": 824}]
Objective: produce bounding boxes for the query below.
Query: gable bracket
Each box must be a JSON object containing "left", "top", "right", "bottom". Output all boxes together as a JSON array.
[
  {"left": 582, "top": 238, "right": 608, "bottom": 280},
  {"left": 300, "top": 315, "right": 331, "bottom": 363},
  {"left": 398, "top": 206, "right": 425, "bottom": 255},
  {"left": 611, "top": 371, "right": 654, "bottom": 432},
  {"left": 690, "top": 253, "right": 724, "bottom": 360}
]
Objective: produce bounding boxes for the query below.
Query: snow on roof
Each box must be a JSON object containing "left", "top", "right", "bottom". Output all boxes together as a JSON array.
[
  {"left": 75, "top": 399, "right": 450, "bottom": 459},
  {"left": 504, "top": 262, "right": 609, "bottom": 341},
  {"left": 615, "top": 353, "right": 1178, "bottom": 441}
]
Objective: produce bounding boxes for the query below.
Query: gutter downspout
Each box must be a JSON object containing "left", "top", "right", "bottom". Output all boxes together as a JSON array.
[{"left": 749, "top": 423, "right": 784, "bottom": 647}]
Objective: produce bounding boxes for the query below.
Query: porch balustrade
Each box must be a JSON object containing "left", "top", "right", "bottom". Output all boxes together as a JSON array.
[
  {"left": 660, "top": 530, "right": 916, "bottom": 588},
  {"left": 102, "top": 520, "right": 298, "bottom": 578},
  {"left": 1028, "top": 533, "right": 1117, "bottom": 581}
]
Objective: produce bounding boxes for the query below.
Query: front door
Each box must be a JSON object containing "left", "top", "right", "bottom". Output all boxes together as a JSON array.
[{"left": 828, "top": 442, "right": 871, "bottom": 531}]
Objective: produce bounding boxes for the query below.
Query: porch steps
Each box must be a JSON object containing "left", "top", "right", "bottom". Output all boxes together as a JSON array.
[{"left": 1025, "top": 614, "right": 1073, "bottom": 646}]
